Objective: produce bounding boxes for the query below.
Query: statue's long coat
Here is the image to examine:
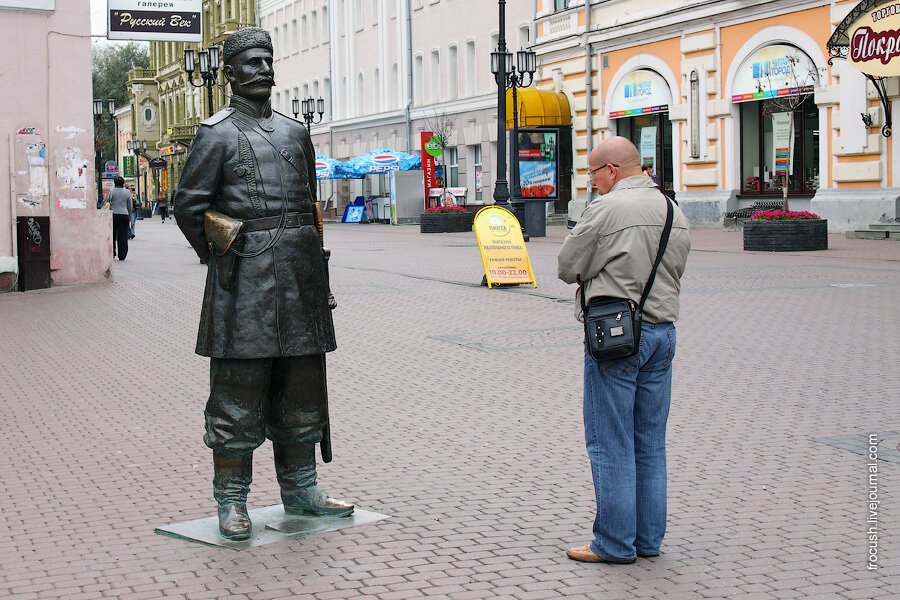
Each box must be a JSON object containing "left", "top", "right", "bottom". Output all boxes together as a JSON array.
[{"left": 174, "top": 102, "right": 336, "bottom": 358}]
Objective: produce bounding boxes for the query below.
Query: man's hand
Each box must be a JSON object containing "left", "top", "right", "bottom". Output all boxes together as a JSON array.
[{"left": 328, "top": 294, "right": 337, "bottom": 310}]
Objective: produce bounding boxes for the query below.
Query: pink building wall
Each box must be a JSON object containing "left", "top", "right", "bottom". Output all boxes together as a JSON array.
[{"left": 0, "top": 0, "right": 112, "bottom": 288}]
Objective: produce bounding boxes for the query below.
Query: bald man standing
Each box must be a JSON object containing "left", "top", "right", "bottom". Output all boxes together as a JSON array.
[{"left": 558, "top": 137, "right": 691, "bottom": 564}]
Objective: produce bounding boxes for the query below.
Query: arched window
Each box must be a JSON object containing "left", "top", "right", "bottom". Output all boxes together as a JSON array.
[
  {"left": 311, "top": 11, "right": 318, "bottom": 46},
  {"left": 517, "top": 25, "right": 530, "bottom": 50},
  {"left": 374, "top": 67, "right": 382, "bottom": 112},
  {"left": 292, "top": 19, "right": 298, "bottom": 53},
  {"left": 323, "top": 5, "right": 329, "bottom": 42},
  {"left": 465, "top": 40, "right": 476, "bottom": 96},
  {"left": 391, "top": 63, "right": 399, "bottom": 110},
  {"left": 414, "top": 54, "right": 424, "bottom": 105},
  {"left": 301, "top": 15, "right": 308, "bottom": 50},
  {"left": 356, "top": 72, "right": 365, "bottom": 115},
  {"left": 447, "top": 45, "right": 459, "bottom": 100},
  {"left": 430, "top": 49, "right": 440, "bottom": 103}
]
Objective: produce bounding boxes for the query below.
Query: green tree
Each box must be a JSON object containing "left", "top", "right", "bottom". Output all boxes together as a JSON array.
[{"left": 91, "top": 42, "right": 149, "bottom": 158}]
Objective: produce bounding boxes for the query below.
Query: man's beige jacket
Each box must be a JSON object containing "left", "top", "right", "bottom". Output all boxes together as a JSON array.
[{"left": 557, "top": 175, "right": 691, "bottom": 323}]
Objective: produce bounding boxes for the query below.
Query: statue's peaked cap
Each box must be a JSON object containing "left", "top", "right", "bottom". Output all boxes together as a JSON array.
[{"left": 223, "top": 27, "right": 273, "bottom": 64}]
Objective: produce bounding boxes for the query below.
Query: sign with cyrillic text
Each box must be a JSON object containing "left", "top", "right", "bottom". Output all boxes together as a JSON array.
[
  {"left": 473, "top": 206, "right": 536, "bottom": 288},
  {"left": 108, "top": 0, "right": 202, "bottom": 42},
  {"left": 848, "top": 1, "right": 900, "bottom": 76}
]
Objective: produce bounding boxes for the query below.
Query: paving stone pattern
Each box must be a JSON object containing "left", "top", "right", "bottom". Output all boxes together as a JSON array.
[{"left": 0, "top": 220, "right": 898, "bottom": 599}]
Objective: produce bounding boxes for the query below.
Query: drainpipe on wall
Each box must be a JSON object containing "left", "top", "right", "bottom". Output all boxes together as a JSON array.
[
  {"left": 405, "top": 0, "right": 413, "bottom": 153},
  {"left": 584, "top": 1, "right": 592, "bottom": 152},
  {"left": 583, "top": 1, "right": 593, "bottom": 204}
]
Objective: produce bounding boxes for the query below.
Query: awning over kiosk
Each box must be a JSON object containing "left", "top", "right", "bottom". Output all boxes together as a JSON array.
[
  {"left": 505, "top": 88, "right": 572, "bottom": 128},
  {"left": 607, "top": 69, "right": 672, "bottom": 118},
  {"left": 731, "top": 44, "right": 818, "bottom": 103}
]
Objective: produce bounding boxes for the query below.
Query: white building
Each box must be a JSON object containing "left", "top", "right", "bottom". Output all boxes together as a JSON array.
[{"left": 259, "top": 0, "right": 547, "bottom": 217}]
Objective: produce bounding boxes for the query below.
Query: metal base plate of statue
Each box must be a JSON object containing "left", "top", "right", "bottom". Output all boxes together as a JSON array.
[{"left": 155, "top": 504, "right": 389, "bottom": 550}]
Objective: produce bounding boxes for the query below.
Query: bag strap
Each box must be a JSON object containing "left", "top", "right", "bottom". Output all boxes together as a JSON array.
[{"left": 637, "top": 195, "right": 674, "bottom": 311}]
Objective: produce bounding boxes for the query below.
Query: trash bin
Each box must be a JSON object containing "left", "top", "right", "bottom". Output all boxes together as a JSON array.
[{"left": 16, "top": 216, "right": 50, "bottom": 291}]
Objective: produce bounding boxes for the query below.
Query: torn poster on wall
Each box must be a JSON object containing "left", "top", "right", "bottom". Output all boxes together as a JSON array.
[
  {"left": 55, "top": 125, "right": 86, "bottom": 139},
  {"left": 14, "top": 128, "right": 50, "bottom": 216},
  {"left": 58, "top": 197, "right": 87, "bottom": 209},
  {"left": 56, "top": 147, "right": 89, "bottom": 190}
]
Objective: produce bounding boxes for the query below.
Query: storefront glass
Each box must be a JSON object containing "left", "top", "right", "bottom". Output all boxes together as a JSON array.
[
  {"left": 739, "top": 96, "right": 819, "bottom": 194},
  {"left": 616, "top": 114, "right": 673, "bottom": 192}
]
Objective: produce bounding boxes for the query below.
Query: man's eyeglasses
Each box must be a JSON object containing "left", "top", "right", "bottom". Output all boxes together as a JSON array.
[{"left": 590, "top": 163, "right": 619, "bottom": 176}]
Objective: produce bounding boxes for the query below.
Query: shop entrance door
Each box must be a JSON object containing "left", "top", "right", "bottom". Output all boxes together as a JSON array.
[{"left": 616, "top": 113, "right": 673, "bottom": 193}]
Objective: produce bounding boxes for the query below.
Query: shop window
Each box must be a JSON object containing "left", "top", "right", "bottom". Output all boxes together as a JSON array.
[
  {"left": 447, "top": 147, "right": 459, "bottom": 187},
  {"left": 616, "top": 113, "right": 673, "bottom": 192},
  {"left": 472, "top": 144, "right": 483, "bottom": 203},
  {"left": 739, "top": 96, "right": 819, "bottom": 195}
]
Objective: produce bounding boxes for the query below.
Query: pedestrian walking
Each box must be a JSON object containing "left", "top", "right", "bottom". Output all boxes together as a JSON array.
[
  {"left": 557, "top": 136, "right": 691, "bottom": 564},
  {"left": 103, "top": 175, "right": 133, "bottom": 260},
  {"left": 127, "top": 186, "right": 137, "bottom": 239},
  {"left": 158, "top": 191, "right": 169, "bottom": 223}
]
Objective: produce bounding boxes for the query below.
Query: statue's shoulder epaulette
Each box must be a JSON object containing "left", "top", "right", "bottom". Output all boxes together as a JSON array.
[{"left": 200, "top": 107, "right": 235, "bottom": 126}]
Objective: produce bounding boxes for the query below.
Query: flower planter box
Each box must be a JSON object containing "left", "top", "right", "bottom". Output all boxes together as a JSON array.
[
  {"left": 743, "top": 219, "right": 828, "bottom": 252},
  {"left": 420, "top": 211, "right": 474, "bottom": 233}
]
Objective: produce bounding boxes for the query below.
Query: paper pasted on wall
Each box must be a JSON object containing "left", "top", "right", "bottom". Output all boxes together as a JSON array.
[
  {"left": 56, "top": 147, "right": 89, "bottom": 191},
  {"left": 58, "top": 197, "right": 87, "bottom": 209}
]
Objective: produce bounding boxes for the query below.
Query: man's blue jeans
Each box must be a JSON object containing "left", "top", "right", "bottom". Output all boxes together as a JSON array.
[{"left": 583, "top": 322, "right": 676, "bottom": 562}]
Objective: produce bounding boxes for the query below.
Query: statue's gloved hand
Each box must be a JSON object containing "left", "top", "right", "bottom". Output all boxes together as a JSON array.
[{"left": 328, "top": 294, "right": 337, "bottom": 310}]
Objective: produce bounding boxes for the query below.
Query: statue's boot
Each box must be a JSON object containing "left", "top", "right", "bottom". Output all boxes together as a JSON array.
[
  {"left": 213, "top": 452, "right": 253, "bottom": 540},
  {"left": 274, "top": 442, "right": 354, "bottom": 517}
]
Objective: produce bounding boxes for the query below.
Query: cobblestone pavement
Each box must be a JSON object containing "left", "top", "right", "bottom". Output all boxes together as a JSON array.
[{"left": 1, "top": 218, "right": 898, "bottom": 600}]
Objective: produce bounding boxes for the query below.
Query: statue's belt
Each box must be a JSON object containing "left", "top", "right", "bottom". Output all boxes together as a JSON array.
[{"left": 241, "top": 212, "right": 314, "bottom": 232}]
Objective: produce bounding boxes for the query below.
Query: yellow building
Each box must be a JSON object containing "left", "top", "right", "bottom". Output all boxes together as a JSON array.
[
  {"left": 127, "top": 1, "right": 257, "bottom": 202},
  {"left": 534, "top": 0, "right": 900, "bottom": 232}
]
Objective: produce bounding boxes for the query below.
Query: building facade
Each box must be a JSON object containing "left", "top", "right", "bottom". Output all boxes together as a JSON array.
[
  {"left": 0, "top": 0, "right": 110, "bottom": 291},
  {"left": 259, "top": 0, "right": 542, "bottom": 216},
  {"left": 535, "top": 0, "right": 900, "bottom": 231}
]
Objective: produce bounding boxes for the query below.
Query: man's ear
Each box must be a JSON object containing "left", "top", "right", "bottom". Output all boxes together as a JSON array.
[{"left": 223, "top": 63, "right": 235, "bottom": 84}]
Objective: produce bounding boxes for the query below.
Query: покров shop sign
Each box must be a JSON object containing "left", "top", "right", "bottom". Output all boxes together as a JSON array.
[{"left": 108, "top": 0, "right": 202, "bottom": 42}]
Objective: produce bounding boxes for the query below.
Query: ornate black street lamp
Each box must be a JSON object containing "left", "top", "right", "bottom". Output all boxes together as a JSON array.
[
  {"left": 184, "top": 45, "right": 224, "bottom": 117},
  {"left": 294, "top": 96, "right": 325, "bottom": 130},
  {"left": 492, "top": 39, "right": 536, "bottom": 239},
  {"left": 93, "top": 98, "right": 117, "bottom": 206},
  {"left": 126, "top": 139, "right": 148, "bottom": 217}
]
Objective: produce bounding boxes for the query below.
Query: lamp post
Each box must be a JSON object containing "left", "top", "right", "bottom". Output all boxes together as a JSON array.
[
  {"left": 93, "top": 97, "right": 116, "bottom": 206},
  {"left": 184, "top": 45, "right": 223, "bottom": 117},
  {"left": 294, "top": 96, "right": 325, "bottom": 130},
  {"left": 492, "top": 42, "right": 537, "bottom": 239},
  {"left": 127, "top": 139, "right": 148, "bottom": 219}
]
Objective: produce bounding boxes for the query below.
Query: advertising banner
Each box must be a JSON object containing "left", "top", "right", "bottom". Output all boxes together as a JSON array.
[
  {"left": 772, "top": 112, "right": 794, "bottom": 175},
  {"left": 640, "top": 126, "right": 657, "bottom": 167},
  {"left": 108, "top": 0, "right": 202, "bottom": 42},
  {"left": 123, "top": 155, "right": 135, "bottom": 178},
  {"left": 517, "top": 130, "right": 557, "bottom": 199},
  {"left": 473, "top": 206, "right": 536, "bottom": 288},
  {"left": 608, "top": 70, "right": 671, "bottom": 118},
  {"left": 847, "top": 1, "right": 900, "bottom": 77},
  {"left": 731, "top": 45, "right": 817, "bottom": 102},
  {"left": 421, "top": 131, "right": 436, "bottom": 207}
]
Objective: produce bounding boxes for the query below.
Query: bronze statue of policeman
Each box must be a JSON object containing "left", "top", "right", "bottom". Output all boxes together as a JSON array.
[{"left": 174, "top": 27, "right": 351, "bottom": 541}]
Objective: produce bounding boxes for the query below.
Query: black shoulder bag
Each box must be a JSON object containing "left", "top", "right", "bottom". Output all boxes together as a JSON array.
[{"left": 578, "top": 195, "right": 674, "bottom": 363}]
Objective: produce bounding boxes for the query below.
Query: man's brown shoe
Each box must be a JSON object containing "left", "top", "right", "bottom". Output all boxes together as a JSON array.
[{"left": 566, "top": 545, "right": 636, "bottom": 564}]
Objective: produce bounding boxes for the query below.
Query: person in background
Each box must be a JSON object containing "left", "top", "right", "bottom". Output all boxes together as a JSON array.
[
  {"left": 127, "top": 186, "right": 137, "bottom": 239},
  {"left": 158, "top": 191, "right": 169, "bottom": 223},
  {"left": 642, "top": 163, "right": 660, "bottom": 186},
  {"left": 104, "top": 175, "right": 133, "bottom": 260}
]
